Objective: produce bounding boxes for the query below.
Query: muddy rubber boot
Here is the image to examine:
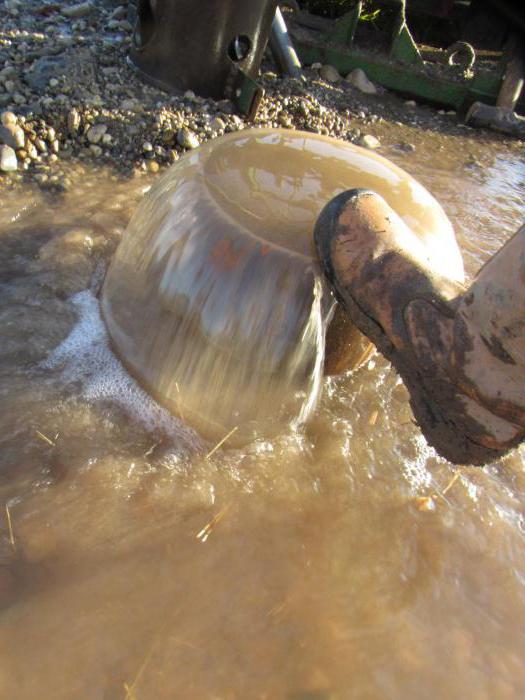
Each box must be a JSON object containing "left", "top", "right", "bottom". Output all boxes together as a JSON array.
[{"left": 314, "top": 189, "right": 525, "bottom": 465}]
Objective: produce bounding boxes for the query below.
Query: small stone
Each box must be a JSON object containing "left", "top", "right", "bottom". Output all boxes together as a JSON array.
[
  {"left": 35, "top": 138, "right": 47, "bottom": 153},
  {"left": 0, "top": 67, "right": 18, "bottom": 83},
  {"left": 51, "top": 139, "right": 60, "bottom": 153},
  {"left": 161, "top": 129, "right": 176, "bottom": 144},
  {"left": 399, "top": 142, "right": 416, "bottom": 153},
  {"left": 177, "top": 127, "right": 199, "bottom": 149},
  {"left": 360, "top": 134, "right": 380, "bottom": 149},
  {"left": 278, "top": 113, "right": 293, "bottom": 128},
  {"left": 1, "top": 111, "right": 17, "bottom": 126},
  {"left": 319, "top": 64, "right": 341, "bottom": 83},
  {"left": 147, "top": 160, "right": 160, "bottom": 173},
  {"left": 25, "top": 141, "right": 38, "bottom": 159},
  {"left": 216, "top": 99, "right": 233, "bottom": 114},
  {"left": 101, "top": 133, "right": 112, "bottom": 145},
  {"left": 311, "top": 62, "right": 322, "bottom": 70},
  {"left": 13, "top": 93, "right": 25, "bottom": 105},
  {"left": 86, "top": 123, "right": 107, "bottom": 144},
  {"left": 0, "top": 123, "right": 25, "bottom": 149},
  {"left": 184, "top": 90, "right": 196, "bottom": 100},
  {"left": 345, "top": 68, "right": 377, "bottom": 95},
  {"left": 0, "top": 144, "right": 17, "bottom": 171},
  {"left": 142, "top": 141, "right": 153, "bottom": 152},
  {"left": 62, "top": 2, "right": 93, "bottom": 18},
  {"left": 67, "top": 108, "right": 81, "bottom": 133},
  {"left": 49, "top": 78, "right": 59, "bottom": 88},
  {"left": 209, "top": 117, "right": 226, "bottom": 131},
  {"left": 89, "top": 144, "right": 102, "bottom": 157},
  {"left": 120, "top": 98, "right": 139, "bottom": 112},
  {"left": 405, "top": 100, "right": 417, "bottom": 108},
  {"left": 110, "top": 5, "right": 127, "bottom": 20},
  {"left": 299, "top": 100, "right": 310, "bottom": 118}
]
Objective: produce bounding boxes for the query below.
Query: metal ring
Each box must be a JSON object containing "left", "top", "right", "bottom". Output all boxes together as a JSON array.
[{"left": 445, "top": 41, "right": 476, "bottom": 71}]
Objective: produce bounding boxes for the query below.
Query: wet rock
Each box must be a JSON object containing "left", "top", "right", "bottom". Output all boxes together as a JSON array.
[
  {"left": 177, "top": 127, "right": 199, "bottom": 149},
  {"left": 360, "top": 134, "right": 380, "bottom": 149},
  {"left": 346, "top": 68, "right": 377, "bottom": 95},
  {"left": 319, "top": 64, "right": 341, "bottom": 83},
  {"left": 62, "top": 2, "right": 93, "bottom": 18},
  {"left": 0, "top": 144, "right": 17, "bottom": 171},
  {"left": 86, "top": 123, "right": 107, "bottom": 144},
  {"left": 398, "top": 141, "right": 416, "bottom": 153},
  {"left": 0, "top": 123, "right": 25, "bottom": 149}
]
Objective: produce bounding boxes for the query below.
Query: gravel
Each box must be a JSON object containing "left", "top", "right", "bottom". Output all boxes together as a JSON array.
[{"left": 0, "top": 0, "right": 514, "bottom": 193}]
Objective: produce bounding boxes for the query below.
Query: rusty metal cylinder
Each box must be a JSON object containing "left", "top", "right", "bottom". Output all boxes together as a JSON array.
[{"left": 130, "top": 0, "right": 277, "bottom": 109}]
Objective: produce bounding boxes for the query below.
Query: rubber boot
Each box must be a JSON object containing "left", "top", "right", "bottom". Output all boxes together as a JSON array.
[{"left": 314, "top": 189, "right": 525, "bottom": 465}]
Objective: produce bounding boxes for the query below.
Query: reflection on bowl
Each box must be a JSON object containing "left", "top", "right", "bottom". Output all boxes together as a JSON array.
[{"left": 101, "top": 129, "right": 464, "bottom": 443}]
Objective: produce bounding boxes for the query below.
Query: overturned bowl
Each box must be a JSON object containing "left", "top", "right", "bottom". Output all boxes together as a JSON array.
[{"left": 101, "top": 129, "right": 464, "bottom": 443}]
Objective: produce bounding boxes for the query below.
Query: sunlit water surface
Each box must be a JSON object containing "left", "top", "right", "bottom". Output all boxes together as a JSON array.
[{"left": 0, "top": 129, "right": 524, "bottom": 700}]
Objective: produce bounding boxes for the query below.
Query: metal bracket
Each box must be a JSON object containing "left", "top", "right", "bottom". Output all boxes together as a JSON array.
[{"left": 224, "top": 59, "right": 265, "bottom": 120}]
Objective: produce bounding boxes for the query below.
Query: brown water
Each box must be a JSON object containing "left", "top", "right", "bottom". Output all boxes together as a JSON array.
[{"left": 0, "top": 127, "right": 524, "bottom": 700}]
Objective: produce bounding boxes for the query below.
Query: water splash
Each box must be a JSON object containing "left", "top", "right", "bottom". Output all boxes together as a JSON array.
[{"left": 42, "top": 290, "right": 203, "bottom": 455}]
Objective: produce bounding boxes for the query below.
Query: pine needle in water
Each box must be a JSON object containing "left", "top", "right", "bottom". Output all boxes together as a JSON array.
[
  {"left": 123, "top": 624, "right": 167, "bottom": 699},
  {"left": 196, "top": 504, "right": 231, "bottom": 543},
  {"left": 5, "top": 504, "right": 15, "bottom": 549},
  {"left": 36, "top": 430, "right": 56, "bottom": 446},
  {"left": 441, "top": 471, "right": 460, "bottom": 496},
  {"left": 205, "top": 426, "right": 238, "bottom": 459}
]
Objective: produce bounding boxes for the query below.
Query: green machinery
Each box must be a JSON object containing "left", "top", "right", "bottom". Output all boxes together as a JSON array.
[{"left": 288, "top": 0, "right": 525, "bottom": 113}]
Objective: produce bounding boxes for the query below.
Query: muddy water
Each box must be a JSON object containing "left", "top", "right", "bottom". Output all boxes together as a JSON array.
[{"left": 0, "top": 129, "right": 524, "bottom": 700}]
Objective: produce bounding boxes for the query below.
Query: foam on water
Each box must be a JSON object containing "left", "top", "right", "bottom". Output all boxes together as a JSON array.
[
  {"left": 400, "top": 433, "right": 437, "bottom": 492},
  {"left": 42, "top": 289, "right": 204, "bottom": 455}
]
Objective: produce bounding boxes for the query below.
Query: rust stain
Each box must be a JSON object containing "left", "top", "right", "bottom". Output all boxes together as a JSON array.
[{"left": 209, "top": 238, "right": 243, "bottom": 271}]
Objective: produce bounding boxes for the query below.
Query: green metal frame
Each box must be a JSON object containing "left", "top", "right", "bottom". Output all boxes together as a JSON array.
[{"left": 290, "top": 1, "right": 522, "bottom": 111}]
